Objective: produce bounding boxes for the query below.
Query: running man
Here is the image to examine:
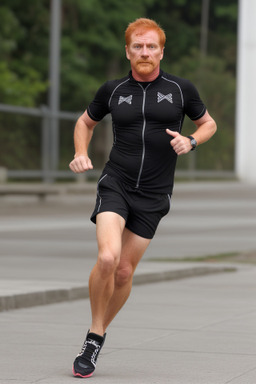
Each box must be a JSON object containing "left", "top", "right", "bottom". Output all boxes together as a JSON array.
[{"left": 69, "top": 18, "right": 217, "bottom": 378}]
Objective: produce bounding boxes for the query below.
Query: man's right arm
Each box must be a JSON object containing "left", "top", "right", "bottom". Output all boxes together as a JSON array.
[{"left": 69, "top": 110, "right": 98, "bottom": 173}]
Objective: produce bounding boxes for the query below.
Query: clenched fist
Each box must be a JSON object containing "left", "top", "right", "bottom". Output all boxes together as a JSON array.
[{"left": 69, "top": 155, "right": 93, "bottom": 173}]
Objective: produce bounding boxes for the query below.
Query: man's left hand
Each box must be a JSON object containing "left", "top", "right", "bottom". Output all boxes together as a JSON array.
[{"left": 166, "top": 129, "right": 192, "bottom": 155}]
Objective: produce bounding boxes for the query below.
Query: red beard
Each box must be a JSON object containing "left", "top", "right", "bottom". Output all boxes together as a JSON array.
[{"left": 135, "top": 60, "right": 154, "bottom": 75}]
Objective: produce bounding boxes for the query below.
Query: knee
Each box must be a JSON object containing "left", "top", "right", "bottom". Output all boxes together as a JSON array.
[
  {"left": 97, "top": 249, "right": 119, "bottom": 278},
  {"left": 115, "top": 263, "right": 134, "bottom": 288}
]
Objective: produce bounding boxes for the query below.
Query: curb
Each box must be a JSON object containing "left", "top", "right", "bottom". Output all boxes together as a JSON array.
[{"left": 0, "top": 265, "right": 236, "bottom": 312}]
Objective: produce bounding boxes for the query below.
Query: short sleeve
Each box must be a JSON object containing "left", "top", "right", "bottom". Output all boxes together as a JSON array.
[
  {"left": 87, "top": 82, "right": 111, "bottom": 122},
  {"left": 183, "top": 80, "right": 206, "bottom": 121}
]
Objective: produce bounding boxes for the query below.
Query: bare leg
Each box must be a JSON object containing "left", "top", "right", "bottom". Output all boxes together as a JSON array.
[
  {"left": 102, "top": 228, "right": 151, "bottom": 332},
  {"left": 89, "top": 212, "right": 125, "bottom": 336}
]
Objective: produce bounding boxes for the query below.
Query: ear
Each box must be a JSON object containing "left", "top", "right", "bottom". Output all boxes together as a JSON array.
[
  {"left": 125, "top": 45, "right": 130, "bottom": 60},
  {"left": 160, "top": 46, "right": 164, "bottom": 61}
]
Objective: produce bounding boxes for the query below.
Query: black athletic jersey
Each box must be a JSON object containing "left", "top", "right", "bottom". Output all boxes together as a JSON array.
[{"left": 87, "top": 70, "right": 206, "bottom": 194}]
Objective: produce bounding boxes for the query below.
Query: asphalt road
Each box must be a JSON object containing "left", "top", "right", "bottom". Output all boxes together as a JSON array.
[{"left": 1, "top": 180, "right": 256, "bottom": 263}]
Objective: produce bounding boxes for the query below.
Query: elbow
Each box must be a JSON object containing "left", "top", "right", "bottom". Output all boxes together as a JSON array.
[
  {"left": 208, "top": 117, "right": 217, "bottom": 137},
  {"left": 212, "top": 120, "right": 217, "bottom": 136},
  {"left": 211, "top": 120, "right": 217, "bottom": 136}
]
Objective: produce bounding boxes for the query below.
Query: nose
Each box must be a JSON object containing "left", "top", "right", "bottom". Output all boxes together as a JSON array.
[{"left": 141, "top": 45, "right": 149, "bottom": 57}]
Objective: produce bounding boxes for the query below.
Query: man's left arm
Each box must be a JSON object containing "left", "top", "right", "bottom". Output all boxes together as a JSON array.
[{"left": 166, "top": 110, "right": 217, "bottom": 155}]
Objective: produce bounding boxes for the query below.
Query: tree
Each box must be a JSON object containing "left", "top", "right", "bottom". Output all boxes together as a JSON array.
[
  {"left": 0, "top": 1, "right": 48, "bottom": 106},
  {"left": 170, "top": 50, "right": 236, "bottom": 170},
  {"left": 0, "top": 0, "right": 238, "bottom": 173},
  {"left": 60, "top": 0, "right": 155, "bottom": 110}
]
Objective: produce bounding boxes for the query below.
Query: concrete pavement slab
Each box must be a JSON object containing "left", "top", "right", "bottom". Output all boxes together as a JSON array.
[
  {"left": 1, "top": 266, "right": 256, "bottom": 383},
  {"left": 0, "top": 257, "right": 233, "bottom": 311},
  {"left": 1, "top": 181, "right": 256, "bottom": 312},
  {"left": 0, "top": 180, "right": 256, "bottom": 383}
]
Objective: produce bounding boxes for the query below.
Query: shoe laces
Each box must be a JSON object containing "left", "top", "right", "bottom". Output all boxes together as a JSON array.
[{"left": 78, "top": 338, "right": 101, "bottom": 367}]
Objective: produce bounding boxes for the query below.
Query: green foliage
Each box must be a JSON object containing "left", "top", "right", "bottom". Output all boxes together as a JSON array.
[
  {"left": 145, "top": 0, "right": 237, "bottom": 171},
  {"left": 60, "top": 0, "right": 155, "bottom": 110},
  {"left": 0, "top": 2, "right": 49, "bottom": 106},
  {"left": 215, "top": 3, "right": 238, "bottom": 22},
  {"left": 0, "top": 0, "right": 238, "bottom": 172},
  {"left": 171, "top": 49, "right": 236, "bottom": 170},
  {"left": 0, "top": 114, "right": 41, "bottom": 169},
  {"left": 0, "top": 61, "right": 47, "bottom": 106}
]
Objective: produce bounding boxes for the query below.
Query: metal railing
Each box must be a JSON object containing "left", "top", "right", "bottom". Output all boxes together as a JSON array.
[
  {"left": 0, "top": 103, "right": 82, "bottom": 182},
  {"left": 0, "top": 103, "right": 235, "bottom": 183}
]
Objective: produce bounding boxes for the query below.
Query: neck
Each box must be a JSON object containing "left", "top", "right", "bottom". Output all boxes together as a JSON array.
[{"left": 131, "top": 67, "right": 160, "bottom": 82}]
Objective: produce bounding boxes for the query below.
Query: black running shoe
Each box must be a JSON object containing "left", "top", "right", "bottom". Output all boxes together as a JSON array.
[{"left": 73, "top": 331, "right": 106, "bottom": 378}]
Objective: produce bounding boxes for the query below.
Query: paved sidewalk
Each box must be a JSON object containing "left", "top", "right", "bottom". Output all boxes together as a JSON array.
[
  {"left": 1, "top": 180, "right": 256, "bottom": 308},
  {"left": 0, "top": 264, "right": 256, "bottom": 383},
  {"left": 0, "top": 181, "right": 256, "bottom": 382},
  {"left": 1, "top": 180, "right": 256, "bottom": 311},
  {"left": 0, "top": 256, "right": 234, "bottom": 311}
]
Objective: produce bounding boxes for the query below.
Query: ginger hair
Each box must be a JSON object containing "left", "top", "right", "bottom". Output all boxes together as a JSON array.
[{"left": 125, "top": 18, "right": 166, "bottom": 48}]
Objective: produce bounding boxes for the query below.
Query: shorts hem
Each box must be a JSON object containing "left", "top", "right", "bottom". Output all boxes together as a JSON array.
[{"left": 90, "top": 209, "right": 127, "bottom": 225}]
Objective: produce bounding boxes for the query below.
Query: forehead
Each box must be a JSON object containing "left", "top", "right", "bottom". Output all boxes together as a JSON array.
[{"left": 130, "top": 29, "right": 160, "bottom": 45}]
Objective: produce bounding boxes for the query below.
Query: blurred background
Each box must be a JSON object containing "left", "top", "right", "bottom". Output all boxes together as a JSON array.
[
  {"left": 0, "top": 0, "right": 256, "bottom": 319},
  {"left": 0, "top": 0, "right": 238, "bottom": 183}
]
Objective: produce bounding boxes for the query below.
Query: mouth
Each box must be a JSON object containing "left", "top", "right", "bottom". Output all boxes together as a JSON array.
[{"left": 137, "top": 61, "right": 152, "bottom": 65}]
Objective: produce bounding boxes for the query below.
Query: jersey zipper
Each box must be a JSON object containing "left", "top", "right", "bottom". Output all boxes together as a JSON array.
[{"left": 136, "top": 83, "right": 151, "bottom": 188}]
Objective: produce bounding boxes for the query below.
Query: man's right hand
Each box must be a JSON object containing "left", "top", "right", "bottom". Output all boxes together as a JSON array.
[{"left": 69, "top": 155, "right": 93, "bottom": 173}]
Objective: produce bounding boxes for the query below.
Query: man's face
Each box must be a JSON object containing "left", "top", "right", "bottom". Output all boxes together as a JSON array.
[{"left": 125, "top": 29, "right": 164, "bottom": 80}]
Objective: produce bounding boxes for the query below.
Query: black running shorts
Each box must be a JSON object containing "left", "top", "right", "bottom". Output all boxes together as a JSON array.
[{"left": 90, "top": 174, "right": 171, "bottom": 239}]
